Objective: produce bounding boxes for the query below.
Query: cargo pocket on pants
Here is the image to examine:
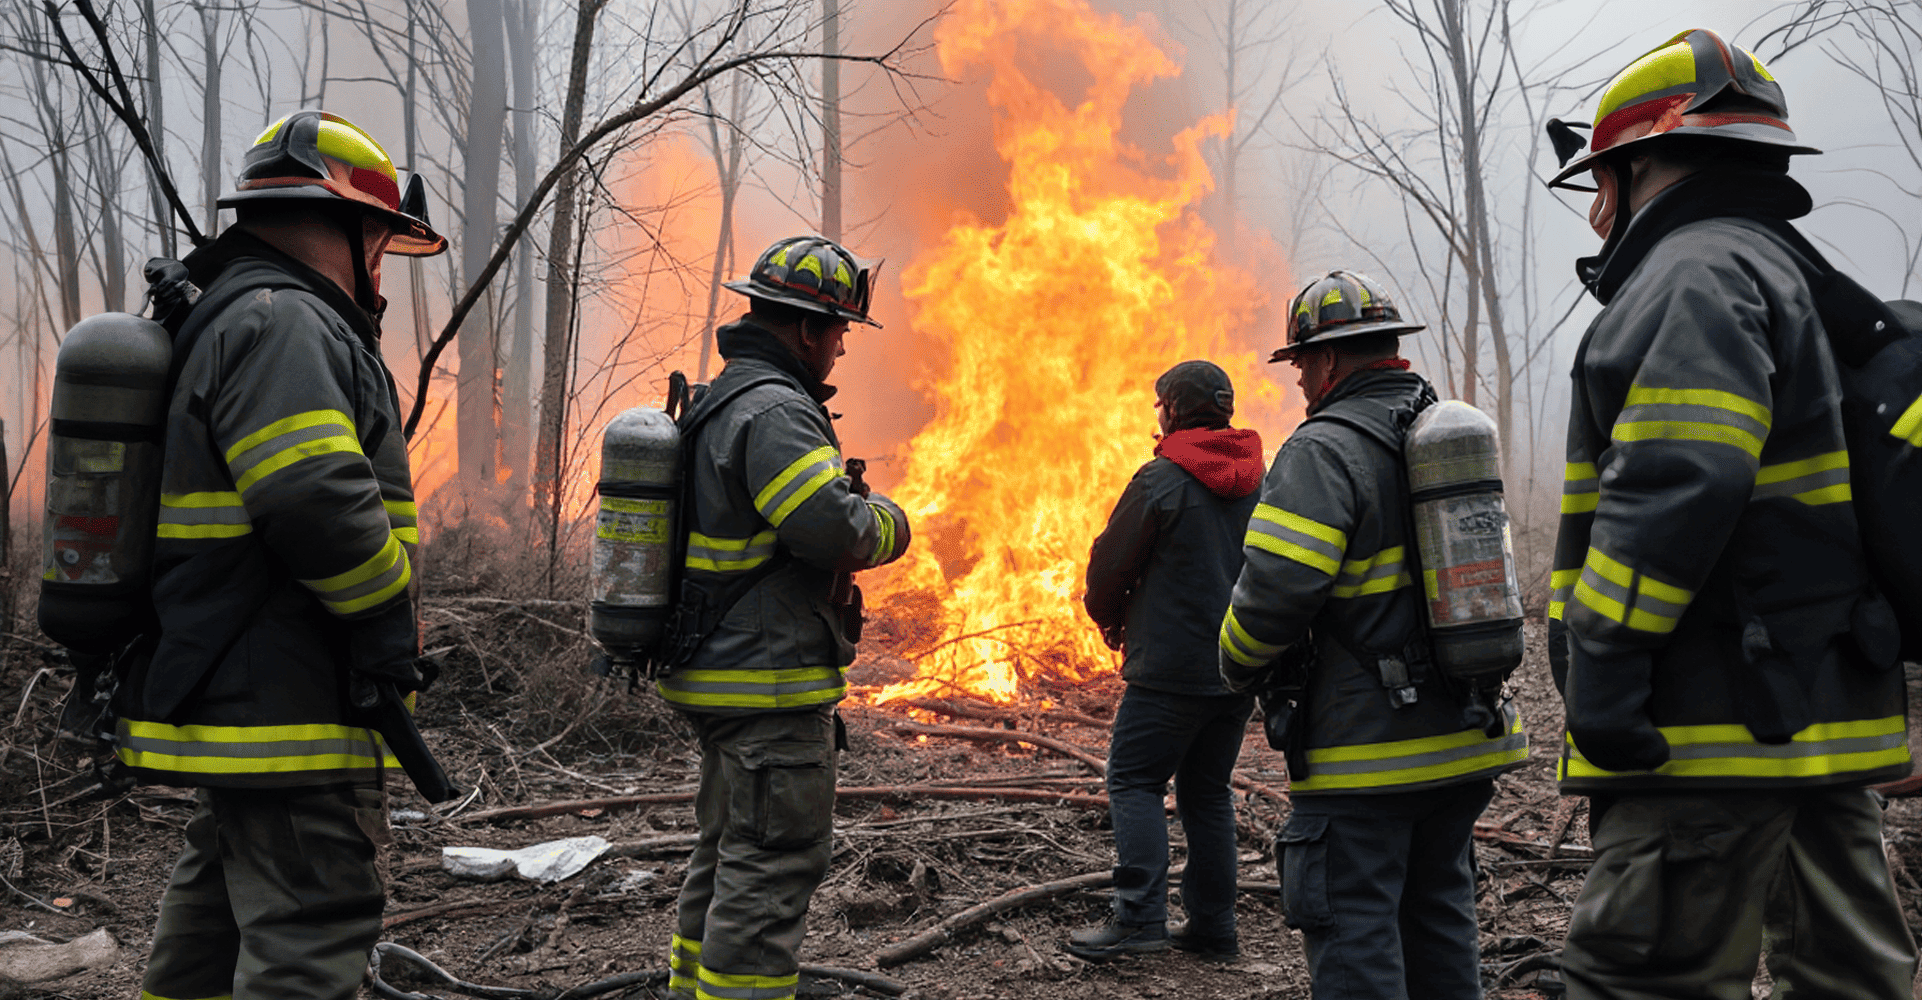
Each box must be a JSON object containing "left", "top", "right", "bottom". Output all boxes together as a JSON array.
[
  {"left": 1567, "top": 818, "right": 1671, "bottom": 968},
  {"left": 725, "top": 738, "right": 834, "bottom": 851},
  {"left": 1277, "top": 812, "right": 1334, "bottom": 930}
]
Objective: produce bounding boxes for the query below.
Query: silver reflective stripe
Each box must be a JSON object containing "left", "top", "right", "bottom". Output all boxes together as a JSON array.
[
  {"left": 117, "top": 732, "right": 380, "bottom": 760},
  {"left": 1666, "top": 731, "right": 1905, "bottom": 761},
  {"left": 1307, "top": 730, "right": 1529, "bottom": 778}
]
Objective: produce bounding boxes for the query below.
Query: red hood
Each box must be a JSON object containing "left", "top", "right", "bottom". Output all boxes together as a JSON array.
[{"left": 1154, "top": 427, "right": 1265, "bottom": 499}]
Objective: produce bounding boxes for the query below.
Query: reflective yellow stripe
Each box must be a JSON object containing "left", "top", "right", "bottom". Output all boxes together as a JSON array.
[
  {"left": 382, "top": 498, "right": 419, "bottom": 518},
  {"left": 1562, "top": 462, "right": 1600, "bottom": 514},
  {"left": 1572, "top": 547, "right": 1692, "bottom": 635},
  {"left": 1559, "top": 716, "right": 1909, "bottom": 781},
  {"left": 1291, "top": 711, "right": 1528, "bottom": 792},
  {"left": 754, "top": 444, "right": 840, "bottom": 526},
  {"left": 298, "top": 534, "right": 411, "bottom": 615},
  {"left": 116, "top": 719, "right": 400, "bottom": 776},
  {"left": 670, "top": 934, "right": 703, "bottom": 993},
  {"left": 1548, "top": 601, "right": 1566, "bottom": 621},
  {"left": 1755, "top": 449, "right": 1851, "bottom": 505},
  {"left": 685, "top": 531, "right": 778, "bottom": 573},
  {"left": 656, "top": 667, "right": 846, "bottom": 710},
  {"left": 1755, "top": 450, "right": 1848, "bottom": 484},
  {"left": 696, "top": 966, "right": 799, "bottom": 1000},
  {"left": 1561, "top": 492, "right": 1599, "bottom": 514},
  {"left": 1890, "top": 392, "right": 1922, "bottom": 446},
  {"left": 1622, "top": 385, "right": 1771, "bottom": 427},
  {"left": 1551, "top": 569, "right": 1581, "bottom": 588},
  {"left": 157, "top": 491, "right": 252, "bottom": 539},
  {"left": 868, "top": 502, "right": 896, "bottom": 564},
  {"left": 393, "top": 527, "right": 420, "bottom": 544},
  {"left": 1330, "top": 545, "right": 1411, "bottom": 599},
  {"left": 1219, "top": 607, "right": 1282, "bottom": 668},
  {"left": 226, "top": 410, "right": 363, "bottom": 495},
  {"left": 1245, "top": 504, "right": 1347, "bottom": 576},
  {"left": 1612, "top": 420, "right": 1765, "bottom": 458}
]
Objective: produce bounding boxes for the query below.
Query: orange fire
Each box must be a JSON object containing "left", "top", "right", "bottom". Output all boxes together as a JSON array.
[{"left": 866, "top": 0, "right": 1294, "bottom": 705}]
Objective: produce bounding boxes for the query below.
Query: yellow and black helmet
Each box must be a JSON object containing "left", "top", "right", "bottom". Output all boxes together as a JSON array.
[
  {"left": 1271, "top": 271, "right": 1424, "bottom": 362},
  {"left": 1546, "top": 28, "right": 1817, "bottom": 191},
  {"left": 219, "top": 110, "right": 447, "bottom": 257},
  {"left": 725, "top": 235, "right": 882, "bottom": 327}
]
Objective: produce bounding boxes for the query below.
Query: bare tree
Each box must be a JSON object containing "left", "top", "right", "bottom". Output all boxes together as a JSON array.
[{"left": 1185, "top": 0, "right": 1305, "bottom": 239}]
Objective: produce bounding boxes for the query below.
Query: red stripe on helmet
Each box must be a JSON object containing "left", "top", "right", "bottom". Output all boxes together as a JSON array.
[
  {"left": 350, "top": 166, "right": 402, "bottom": 212},
  {"left": 1592, "top": 94, "right": 1691, "bottom": 156}
]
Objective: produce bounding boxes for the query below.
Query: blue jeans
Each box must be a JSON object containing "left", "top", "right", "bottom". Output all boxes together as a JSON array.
[
  {"left": 1105, "top": 684, "right": 1255, "bottom": 933},
  {"left": 1278, "top": 780, "right": 1494, "bottom": 1000}
]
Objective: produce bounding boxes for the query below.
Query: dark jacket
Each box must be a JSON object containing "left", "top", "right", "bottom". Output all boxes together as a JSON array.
[
  {"left": 1551, "top": 171, "right": 1910, "bottom": 792},
  {"left": 1084, "top": 427, "right": 1264, "bottom": 696},
  {"left": 115, "top": 230, "right": 418, "bottom": 789},
  {"left": 1219, "top": 370, "right": 1528, "bottom": 795},
  {"left": 654, "top": 319, "right": 910, "bottom": 714}
]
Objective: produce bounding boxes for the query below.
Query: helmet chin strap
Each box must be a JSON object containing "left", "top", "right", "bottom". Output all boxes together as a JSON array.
[
  {"left": 1577, "top": 157, "right": 1638, "bottom": 297},
  {"left": 341, "top": 210, "right": 387, "bottom": 323}
]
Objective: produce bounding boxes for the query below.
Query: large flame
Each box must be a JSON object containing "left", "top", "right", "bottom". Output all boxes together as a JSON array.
[{"left": 867, "top": 0, "right": 1292, "bottom": 704}]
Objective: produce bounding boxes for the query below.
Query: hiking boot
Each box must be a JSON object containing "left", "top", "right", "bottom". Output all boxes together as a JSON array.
[
  {"left": 1064, "top": 920, "right": 1169, "bottom": 960},
  {"left": 1169, "top": 921, "right": 1239, "bottom": 962}
]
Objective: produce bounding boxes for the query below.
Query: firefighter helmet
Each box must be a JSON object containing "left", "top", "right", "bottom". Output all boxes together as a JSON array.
[
  {"left": 1270, "top": 271, "right": 1425, "bottom": 362},
  {"left": 1546, "top": 28, "right": 1818, "bottom": 191},
  {"left": 218, "top": 111, "right": 448, "bottom": 257},
  {"left": 724, "top": 235, "right": 882, "bottom": 327}
]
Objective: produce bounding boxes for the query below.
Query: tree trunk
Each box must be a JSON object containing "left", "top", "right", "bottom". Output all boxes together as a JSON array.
[
  {"left": 699, "top": 73, "right": 747, "bottom": 382},
  {"left": 459, "top": 0, "right": 509, "bottom": 496},
  {"left": 141, "top": 0, "right": 173, "bottom": 259},
  {"left": 403, "top": 0, "right": 432, "bottom": 367},
  {"left": 1442, "top": 0, "right": 1511, "bottom": 459},
  {"left": 198, "top": 1, "right": 222, "bottom": 238},
  {"left": 1220, "top": 0, "right": 1238, "bottom": 235},
  {"left": 821, "top": 0, "right": 841, "bottom": 242},
  {"left": 501, "top": 0, "right": 539, "bottom": 494},
  {"left": 534, "top": 0, "right": 604, "bottom": 535}
]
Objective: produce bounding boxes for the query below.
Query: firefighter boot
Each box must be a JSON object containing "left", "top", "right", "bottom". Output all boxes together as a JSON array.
[{"left": 1065, "top": 920, "right": 1169, "bottom": 960}]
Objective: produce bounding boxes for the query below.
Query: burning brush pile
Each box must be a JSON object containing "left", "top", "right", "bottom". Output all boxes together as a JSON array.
[{"left": 855, "top": 0, "right": 1296, "bottom": 709}]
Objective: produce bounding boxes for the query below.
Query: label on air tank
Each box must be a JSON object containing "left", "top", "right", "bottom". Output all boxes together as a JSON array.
[
  {"left": 1414, "top": 494, "right": 1523, "bottom": 626},
  {"left": 592, "top": 497, "right": 673, "bottom": 606}
]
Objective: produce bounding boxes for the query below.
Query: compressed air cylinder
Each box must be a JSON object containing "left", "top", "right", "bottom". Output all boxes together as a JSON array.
[
  {"left": 1405, "top": 400, "right": 1525, "bottom": 684},
  {"left": 589, "top": 407, "right": 681, "bottom": 661},
  {"left": 39, "top": 313, "right": 172, "bottom": 653}
]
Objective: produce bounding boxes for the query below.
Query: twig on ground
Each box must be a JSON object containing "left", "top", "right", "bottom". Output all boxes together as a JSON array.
[
  {"left": 903, "top": 620, "right": 1046, "bottom": 662},
  {"left": 885, "top": 721, "right": 1107, "bottom": 774},
  {"left": 1545, "top": 797, "right": 1583, "bottom": 860},
  {"left": 459, "top": 784, "right": 1113, "bottom": 825},
  {"left": 900, "top": 696, "right": 1110, "bottom": 730},
  {"left": 1474, "top": 820, "right": 1594, "bottom": 859},
  {"left": 0, "top": 869, "right": 64, "bottom": 914},
  {"left": 874, "top": 863, "right": 1187, "bottom": 967}
]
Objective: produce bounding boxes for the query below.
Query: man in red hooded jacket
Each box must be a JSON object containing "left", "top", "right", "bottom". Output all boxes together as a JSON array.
[{"left": 1067, "top": 360, "right": 1266, "bottom": 962}]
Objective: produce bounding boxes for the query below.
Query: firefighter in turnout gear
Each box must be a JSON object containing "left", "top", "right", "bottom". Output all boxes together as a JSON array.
[
  {"left": 663, "top": 235, "right": 911, "bottom": 1000},
  {"left": 122, "top": 111, "right": 448, "bottom": 1000},
  {"left": 1544, "top": 29, "right": 1917, "bottom": 998},
  {"left": 1219, "top": 271, "right": 1528, "bottom": 1000}
]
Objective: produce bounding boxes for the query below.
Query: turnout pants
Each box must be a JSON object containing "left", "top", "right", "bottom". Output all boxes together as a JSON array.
[
  {"left": 1277, "top": 780, "right": 1494, "bottom": 1000},
  {"left": 140, "top": 785, "right": 387, "bottom": 1000},
  {"left": 1561, "top": 787, "right": 1917, "bottom": 1000},
  {"left": 1105, "top": 685, "right": 1254, "bottom": 935},
  {"left": 671, "top": 708, "right": 837, "bottom": 1000}
]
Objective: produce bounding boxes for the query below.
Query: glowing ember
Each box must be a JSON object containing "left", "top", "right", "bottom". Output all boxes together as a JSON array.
[{"left": 867, "top": 0, "right": 1292, "bottom": 705}]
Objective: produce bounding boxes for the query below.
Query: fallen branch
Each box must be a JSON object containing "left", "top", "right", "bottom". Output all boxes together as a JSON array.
[
  {"left": 876, "top": 863, "right": 1188, "bottom": 968},
  {"left": 1231, "top": 773, "right": 1289, "bottom": 807},
  {"left": 1473, "top": 820, "right": 1594, "bottom": 859},
  {"left": 1875, "top": 774, "right": 1922, "bottom": 798},
  {"left": 1544, "top": 797, "right": 1583, "bottom": 860},
  {"left": 460, "top": 784, "right": 1112, "bottom": 825},
  {"left": 800, "top": 965, "right": 906, "bottom": 997},
  {"left": 886, "top": 721, "right": 1107, "bottom": 774},
  {"left": 900, "top": 696, "right": 1110, "bottom": 730}
]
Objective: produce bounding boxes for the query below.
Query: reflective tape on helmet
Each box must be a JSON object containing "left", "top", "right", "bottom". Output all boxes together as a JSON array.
[
  {"left": 1290, "top": 708, "right": 1529, "bottom": 793},
  {"left": 1245, "top": 503, "right": 1347, "bottom": 576},
  {"left": 655, "top": 667, "right": 847, "bottom": 711},
  {"left": 1558, "top": 716, "right": 1909, "bottom": 781}
]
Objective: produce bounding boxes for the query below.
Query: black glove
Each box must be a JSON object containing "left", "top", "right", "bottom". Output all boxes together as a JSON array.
[
  {"left": 348, "top": 598, "right": 432, "bottom": 693},
  {"left": 1564, "top": 635, "right": 1669, "bottom": 773}
]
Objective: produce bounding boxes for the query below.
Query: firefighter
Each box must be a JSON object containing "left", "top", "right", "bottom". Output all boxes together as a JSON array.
[
  {"left": 1219, "top": 271, "right": 1529, "bottom": 999},
  {"left": 116, "top": 111, "right": 447, "bottom": 1000},
  {"left": 661, "top": 236, "right": 911, "bottom": 1000},
  {"left": 1067, "top": 360, "right": 1265, "bottom": 962},
  {"left": 1543, "top": 28, "right": 1916, "bottom": 998}
]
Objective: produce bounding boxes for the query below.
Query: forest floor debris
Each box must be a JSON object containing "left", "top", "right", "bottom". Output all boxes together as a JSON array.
[{"left": 6, "top": 601, "right": 1922, "bottom": 999}]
